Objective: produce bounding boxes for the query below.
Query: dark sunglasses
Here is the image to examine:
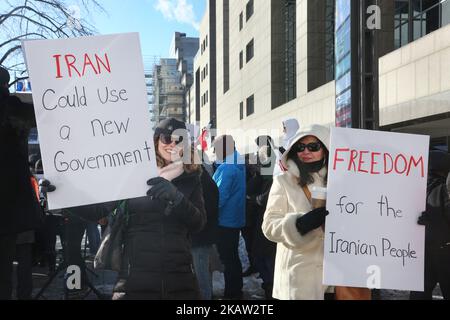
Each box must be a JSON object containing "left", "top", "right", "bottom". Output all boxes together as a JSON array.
[
  {"left": 159, "top": 133, "right": 183, "bottom": 145},
  {"left": 294, "top": 142, "right": 322, "bottom": 153}
]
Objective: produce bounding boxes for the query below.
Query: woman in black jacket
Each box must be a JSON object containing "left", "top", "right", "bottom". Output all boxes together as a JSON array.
[
  {"left": 42, "top": 118, "right": 206, "bottom": 300},
  {"left": 113, "top": 118, "right": 206, "bottom": 300}
]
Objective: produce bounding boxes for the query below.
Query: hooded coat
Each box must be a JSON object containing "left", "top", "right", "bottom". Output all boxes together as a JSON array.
[
  {"left": 262, "top": 124, "right": 330, "bottom": 300},
  {"left": 281, "top": 118, "right": 300, "bottom": 151}
]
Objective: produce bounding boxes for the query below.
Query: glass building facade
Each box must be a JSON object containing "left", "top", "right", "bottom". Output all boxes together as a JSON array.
[{"left": 335, "top": 0, "right": 352, "bottom": 127}]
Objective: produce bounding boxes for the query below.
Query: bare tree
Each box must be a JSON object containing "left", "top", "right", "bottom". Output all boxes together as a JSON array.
[{"left": 0, "top": 0, "right": 105, "bottom": 87}]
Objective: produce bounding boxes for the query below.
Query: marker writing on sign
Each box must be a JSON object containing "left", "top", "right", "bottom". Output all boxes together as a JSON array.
[
  {"left": 332, "top": 148, "right": 425, "bottom": 177},
  {"left": 53, "top": 53, "right": 111, "bottom": 79},
  {"left": 328, "top": 232, "right": 417, "bottom": 267}
]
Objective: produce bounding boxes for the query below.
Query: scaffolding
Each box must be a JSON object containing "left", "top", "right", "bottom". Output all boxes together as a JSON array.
[
  {"left": 152, "top": 59, "right": 184, "bottom": 124},
  {"left": 142, "top": 55, "right": 160, "bottom": 125}
]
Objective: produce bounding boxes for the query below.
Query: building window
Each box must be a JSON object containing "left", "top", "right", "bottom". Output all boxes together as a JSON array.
[
  {"left": 394, "top": 0, "right": 450, "bottom": 49},
  {"left": 206, "top": 90, "right": 209, "bottom": 103},
  {"left": 239, "top": 51, "right": 243, "bottom": 69},
  {"left": 206, "top": 35, "right": 208, "bottom": 48},
  {"left": 206, "top": 64, "right": 208, "bottom": 76},
  {"left": 239, "top": 12, "right": 243, "bottom": 30},
  {"left": 307, "top": 0, "right": 335, "bottom": 92},
  {"left": 240, "top": 102, "right": 244, "bottom": 119},
  {"left": 246, "top": 39, "right": 254, "bottom": 62},
  {"left": 246, "top": 94, "right": 254, "bottom": 116},
  {"left": 246, "top": 0, "right": 254, "bottom": 21}
]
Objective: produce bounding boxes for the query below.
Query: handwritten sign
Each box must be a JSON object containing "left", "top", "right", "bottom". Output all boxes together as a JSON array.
[
  {"left": 23, "top": 33, "right": 158, "bottom": 210},
  {"left": 323, "top": 127, "right": 429, "bottom": 291}
]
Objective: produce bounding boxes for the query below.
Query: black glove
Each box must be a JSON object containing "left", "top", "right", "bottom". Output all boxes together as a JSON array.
[
  {"left": 38, "top": 179, "right": 56, "bottom": 194},
  {"left": 417, "top": 211, "right": 430, "bottom": 226},
  {"left": 296, "top": 207, "right": 329, "bottom": 236},
  {"left": 147, "top": 177, "right": 183, "bottom": 206}
]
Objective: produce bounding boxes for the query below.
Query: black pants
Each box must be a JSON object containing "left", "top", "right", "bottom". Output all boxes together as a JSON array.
[
  {"left": 241, "top": 225, "right": 255, "bottom": 272},
  {"left": 0, "top": 234, "right": 17, "bottom": 300},
  {"left": 216, "top": 227, "right": 243, "bottom": 299},
  {"left": 410, "top": 245, "right": 450, "bottom": 300},
  {"left": 63, "top": 215, "right": 88, "bottom": 289},
  {"left": 15, "top": 243, "right": 33, "bottom": 300}
]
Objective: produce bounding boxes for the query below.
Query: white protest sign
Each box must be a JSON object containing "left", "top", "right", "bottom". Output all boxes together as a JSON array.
[
  {"left": 323, "top": 127, "right": 429, "bottom": 291},
  {"left": 23, "top": 33, "right": 158, "bottom": 209}
]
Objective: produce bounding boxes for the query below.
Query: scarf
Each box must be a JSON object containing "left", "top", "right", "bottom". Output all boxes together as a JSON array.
[{"left": 158, "top": 160, "right": 184, "bottom": 181}]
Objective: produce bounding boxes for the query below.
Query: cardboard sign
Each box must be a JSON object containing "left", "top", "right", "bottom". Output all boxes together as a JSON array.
[
  {"left": 323, "top": 127, "right": 429, "bottom": 291},
  {"left": 23, "top": 33, "right": 158, "bottom": 209}
]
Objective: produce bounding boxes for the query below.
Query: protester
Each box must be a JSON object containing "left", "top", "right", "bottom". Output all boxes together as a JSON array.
[
  {"left": 247, "top": 142, "right": 277, "bottom": 299},
  {"left": 280, "top": 118, "right": 300, "bottom": 153},
  {"left": 242, "top": 155, "right": 259, "bottom": 278},
  {"left": 43, "top": 118, "right": 207, "bottom": 300},
  {"left": 262, "top": 124, "right": 330, "bottom": 300},
  {"left": 212, "top": 135, "right": 246, "bottom": 299},
  {"left": 410, "top": 150, "right": 450, "bottom": 300},
  {"left": 0, "top": 66, "right": 42, "bottom": 300},
  {"left": 191, "top": 154, "right": 219, "bottom": 300}
]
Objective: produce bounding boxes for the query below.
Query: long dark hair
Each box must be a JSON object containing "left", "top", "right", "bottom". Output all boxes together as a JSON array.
[{"left": 287, "top": 141, "right": 329, "bottom": 187}]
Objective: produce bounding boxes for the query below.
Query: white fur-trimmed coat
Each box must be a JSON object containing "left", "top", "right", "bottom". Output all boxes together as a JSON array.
[
  {"left": 262, "top": 161, "right": 328, "bottom": 300},
  {"left": 262, "top": 124, "right": 331, "bottom": 300}
]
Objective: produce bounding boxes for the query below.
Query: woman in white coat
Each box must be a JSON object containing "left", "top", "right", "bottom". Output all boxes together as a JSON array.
[{"left": 262, "top": 124, "right": 330, "bottom": 300}]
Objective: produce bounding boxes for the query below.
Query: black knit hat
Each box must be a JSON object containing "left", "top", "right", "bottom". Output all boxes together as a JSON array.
[
  {"left": 0, "top": 66, "right": 10, "bottom": 86},
  {"left": 154, "top": 118, "right": 187, "bottom": 138}
]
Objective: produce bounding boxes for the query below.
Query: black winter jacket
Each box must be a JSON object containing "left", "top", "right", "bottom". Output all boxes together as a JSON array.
[
  {"left": 191, "top": 167, "right": 219, "bottom": 247},
  {"left": 424, "top": 174, "right": 450, "bottom": 249},
  {"left": 114, "top": 170, "right": 206, "bottom": 300},
  {"left": 1, "top": 91, "right": 42, "bottom": 235}
]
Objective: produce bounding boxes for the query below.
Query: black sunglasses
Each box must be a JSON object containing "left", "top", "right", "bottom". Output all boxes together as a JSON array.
[
  {"left": 160, "top": 133, "right": 183, "bottom": 145},
  {"left": 293, "top": 142, "right": 322, "bottom": 153}
]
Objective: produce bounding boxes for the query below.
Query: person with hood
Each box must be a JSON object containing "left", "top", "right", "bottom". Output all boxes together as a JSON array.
[
  {"left": 43, "top": 118, "right": 207, "bottom": 300},
  {"left": 0, "top": 66, "right": 42, "bottom": 299},
  {"left": 262, "top": 124, "right": 330, "bottom": 300},
  {"left": 212, "top": 135, "right": 246, "bottom": 299},
  {"left": 280, "top": 118, "right": 300, "bottom": 153},
  {"left": 410, "top": 150, "right": 450, "bottom": 300}
]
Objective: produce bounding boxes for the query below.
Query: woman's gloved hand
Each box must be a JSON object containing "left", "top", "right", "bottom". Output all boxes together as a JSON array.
[
  {"left": 417, "top": 211, "right": 429, "bottom": 226},
  {"left": 38, "top": 179, "right": 56, "bottom": 194},
  {"left": 296, "top": 207, "right": 329, "bottom": 235},
  {"left": 147, "top": 177, "right": 183, "bottom": 206}
]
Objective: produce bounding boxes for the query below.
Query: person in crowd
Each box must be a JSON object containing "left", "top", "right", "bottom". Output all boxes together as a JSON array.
[
  {"left": 241, "top": 154, "right": 259, "bottom": 278},
  {"left": 86, "top": 222, "right": 101, "bottom": 256},
  {"left": 410, "top": 150, "right": 450, "bottom": 300},
  {"left": 262, "top": 124, "right": 330, "bottom": 300},
  {"left": 14, "top": 165, "right": 41, "bottom": 300},
  {"left": 246, "top": 140, "right": 277, "bottom": 299},
  {"left": 280, "top": 118, "right": 300, "bottom": 153},
  {"left": 212, "top": 135, "right": 246, "bottom": 299},
  {"left": 44, "top": 118, "right": 206, "bottom": 300},
  {"left": 0, "top": 66, "right": 42, "bottom": 300},
  {"left": 191, "top": 147, "right": 219, "bottom": 300}
]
